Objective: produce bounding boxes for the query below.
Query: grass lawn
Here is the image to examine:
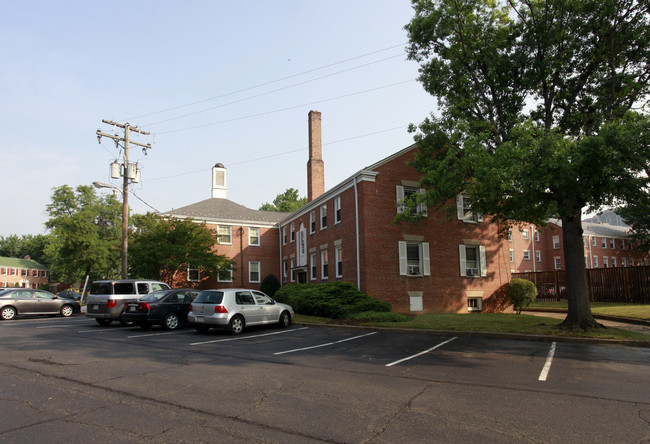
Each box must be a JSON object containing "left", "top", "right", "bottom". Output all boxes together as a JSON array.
[
  {"left": 528, "top": 301, "right": 650, "bottom": 321},
  {"left": 293, "top": 311, "right": 650, "bottom": 342}
]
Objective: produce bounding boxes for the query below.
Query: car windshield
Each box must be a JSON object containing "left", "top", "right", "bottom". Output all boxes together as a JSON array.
[
  {"left": 0, "top": 289, "right": 12, "bottom": 298},
  {"left": 193, "top": 290, "right": 224, "bottom": 304},
  {"left": 139, "top": 290, "right": 170, "bottom": 302}
]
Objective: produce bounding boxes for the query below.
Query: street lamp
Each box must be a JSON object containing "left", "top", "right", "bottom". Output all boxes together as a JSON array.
[{"left": 93, "top": 181, "right": 129, "bottom": 279}]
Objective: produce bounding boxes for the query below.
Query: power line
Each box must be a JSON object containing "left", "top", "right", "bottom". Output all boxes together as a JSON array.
[
  {"left": 144, "top": 54, "right": 407, "bottom": 127},
  {"left": 156, "top": 79, "right": 416, "bottom": 135},
  {"left": 122, "top": 43, "right": 408, "bottom": 122}
]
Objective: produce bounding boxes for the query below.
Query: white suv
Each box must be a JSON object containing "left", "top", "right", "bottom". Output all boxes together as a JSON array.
[
  {"left": 188, "top": 289, "right": 293, "bottom": 335},
  {"left": 86, "top": 279, "right": 170, "bottom": 326}
]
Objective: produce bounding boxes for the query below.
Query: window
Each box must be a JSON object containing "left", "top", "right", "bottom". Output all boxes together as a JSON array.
[
  {"left": 456, "top": 194, "right": 482, "bottom": 223},
  {"left": 603, "top": 257, "right": 609, "bottom": 268},
  {"left": 310, "top": 211, "right": 316, "bottom": 233},
  {"left": 290, "top": 259, "right": 295, "bottom": 282},
  {"left": 620, "top": 239, "right": 625, "bottom": 249},
  {"left": 552, "top": 235, "right": 560, "bottom": 249},
  {"left": 592, "top": 237, "right": 597, "bottom": 247},
  {"left": 612, "top": 257, "right": 617, "bottom": 267},
  {"left": 467, "top": 297, "right": 483, "bottom": 312},
  {"left": 602, "top": 238, "right": 607, "bottom": 248},
  {"left": 630, "top": 258, "right": 635, "bottom": 266},
  {"left": 310, "top": 252, "right": 317, "bottom": 280},
  {"left": 534, "top": 231, "right": 540, "bottom": 242},
  {"left": 334, "top": 196, "right": 342, "bottom": 223},
  {"left": 536, "top": 250, "right": 542, "bottom": 262},
  {"left": 396, "top": 186, "right": 427, "bottom": 217},
  {"left": 594, "top": 256, "right": 599, "bottom": 267},
  {"left": 622, "top": 257, "right": 627, "bottom": 267},
  {"left": 509, "top": 249, "right": 514, "bottom": 262},
  {"left": 187, "top": 266, "right": 200, "bottom": 282},
  {"left": 321, "top": 249, "right": 328, "bottom": 279},
  {"left": 523, "top": 250, "right": 531, "bottom": 261},
  {"left": 249, "top": 261, "right": 260, "bottom": 283},
  {"left": 554, "top": 257, "right": 562, "bottom": 270},
  {"left": 398, "top": 242, "right": 431, "bottom": 276},
  {"left": 282, "top": 226, "right": 287, "bottom": 244},
  {"left": 610, "top": 238, "right": 615, "bottom": 249},
  {"left": 290, "top": 222, "right": 295, "bottom": 242},
  {"left": 217, "top": 266, "right": 233, "bottom": 282},
  {"left": 522, "top": 230, "right": 529, "bottom": 240},
  {"left": 458, "top": 244, "right": 486, "bottom": 277},
  {"left": 249, "top": 227, "right": 260, "bottom": 246},
  {"left": 508, "top": 229, "right": 512, "bottom": 242},
  {"left": 320, "top": 204, "right": 327, "bottom": 229},
  {"left": 217, "top": 225, "right": 232, "bottom": 244},
  {"left": 335, "top": 244, "right": 343, "bottom": 277},
  {"left": 283, "top": 261, "right": 288, "bottom": 280}
]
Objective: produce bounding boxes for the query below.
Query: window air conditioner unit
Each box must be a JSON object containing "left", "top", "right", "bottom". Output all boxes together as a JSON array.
[
  {"left": 408, "top": 265, "right": 420, "bottom": 275},
  {"left": 466, "top": 268, "right": 479, "bottom": 276}
]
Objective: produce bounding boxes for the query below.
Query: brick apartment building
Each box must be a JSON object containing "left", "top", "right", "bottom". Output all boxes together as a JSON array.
[
  {"left": 508, "top": 219, "right": 648, "bottom": 273},
  {"left": 0, "top": 256, "right": 49, "bottom": 288},
  {"left": 166, "top": 111, "right": 512, "bottom": 313}
]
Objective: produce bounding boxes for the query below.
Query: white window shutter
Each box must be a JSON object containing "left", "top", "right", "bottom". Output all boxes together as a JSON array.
[
  {"left": 479, "top": 246, "right": 487, "bottom": 277},
  {"left": 418, "top": 188, "right": 428, "bottom": 217},
  {"left": 422, "top": 242, "right": 430, "bottom": 276},
  {"left": 456, "top": 195, "right": 464, "bottom": 220},
  {"left": 459, "top": 244, "right": 467, "bottom": 276},
  {"left": 396, "top": 186, "right": 405, "bottom": 214},
  {"left": 398, "top": 241, "right": 407, "bottom": 275}
]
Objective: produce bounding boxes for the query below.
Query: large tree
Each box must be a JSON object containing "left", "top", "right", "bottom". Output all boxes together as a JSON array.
[
  {"left": 44, "top": 185, "right": 122, "bottom": 284},
  {"left": 0, "top": 234, "right": 50, "bottom": 264},
  {"left": 129, "top": 213, "right": 233, "bottom": 286},
  {"left": 405, "top": 0, "right": 650, "bottom": 329},
  {"left": 259, "top": 188, "right": 308, "bottom": 212}
]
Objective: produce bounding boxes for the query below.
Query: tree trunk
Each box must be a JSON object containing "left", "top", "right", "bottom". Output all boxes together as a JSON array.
[{"left": 560, "top": 209, "right": 601, "bottom": 330}]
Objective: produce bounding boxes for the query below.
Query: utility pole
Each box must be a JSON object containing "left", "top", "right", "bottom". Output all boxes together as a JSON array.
[{"left": 96, "top": 120, "right": 152, "bottom": 279}]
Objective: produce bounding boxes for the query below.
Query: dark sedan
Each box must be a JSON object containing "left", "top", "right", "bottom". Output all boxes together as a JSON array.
[
  {"left": 123, "top": 289, "right": 199, "bottom": 330},
  {"left": 0, "top": 288, "right": 81, "bottom": 320}
]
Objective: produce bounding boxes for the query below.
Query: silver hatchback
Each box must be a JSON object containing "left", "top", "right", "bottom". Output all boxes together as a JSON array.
[{"left": 188, "top": 289, "right": 294, "bottom": 334}]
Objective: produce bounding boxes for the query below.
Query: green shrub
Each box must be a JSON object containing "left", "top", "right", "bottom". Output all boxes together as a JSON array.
[
  {"left": 507, "top": 278, "right": 538, "bottom": 313},
  {"left": 274, "top": 282, "right": 391, "bottom": 319},
  {"left": 348, "top": 311, "right": 411, "bottom": 322},
  {"left": 260, "top": 274, "right": 281, "bottom": 297}
]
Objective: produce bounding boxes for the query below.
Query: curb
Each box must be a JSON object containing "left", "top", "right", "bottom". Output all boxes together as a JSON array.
[
  {"left": 523, "top": 309, "right": 650, "bottom": 327},
  {"left": 297, "top": 321, "right": 650, "bottom": 348}
]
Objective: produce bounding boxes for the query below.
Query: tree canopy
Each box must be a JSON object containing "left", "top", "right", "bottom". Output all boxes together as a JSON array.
[
  {"left": 259, "top": 188, "right": 308, "bottom": 212},
  {"left": 406, "top": 0, "right": 650, "bottom": 329},
  {"left": 0, "top": 234, "right": 50, "bottom": 265},
  {"left": 44, "top": 185, "right": 122, "bottom": 283},
  {"left": 128, "top": 213, "right": 233, "bottom": 286}
]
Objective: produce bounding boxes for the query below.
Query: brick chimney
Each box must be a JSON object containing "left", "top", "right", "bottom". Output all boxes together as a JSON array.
[{"left": 307, "top": 110, "right": 324, "bottom": 201}]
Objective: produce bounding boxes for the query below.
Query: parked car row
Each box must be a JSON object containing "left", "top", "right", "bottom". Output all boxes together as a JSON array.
[
  {"left": 2, "top": 279, "right": 294, "bottom": 336},
  {"left": 86, "top": 279, "right": 293, "bottom": 334}
]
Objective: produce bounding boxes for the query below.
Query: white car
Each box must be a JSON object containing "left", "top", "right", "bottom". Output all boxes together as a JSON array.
[{"left": 188, "top": 289, "right": 294, "bottom": 334}]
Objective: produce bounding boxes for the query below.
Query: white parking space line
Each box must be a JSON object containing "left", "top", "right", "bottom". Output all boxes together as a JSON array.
[
  {"left": 273, "top": 331, "right": 377, "bottom": 355},
  {"left": 538, "top": 341, "right": 557, "bottom": 381},
  {"left": 128, "top": 331, "right": 182, "bottom": 338},
  {"left": 385, "top": 337, "right": 458, "bottom": 367},
  {"left": 36, "top": 324, "right": 80, "bottom": 329},
  {"left": 190, "top": 327, "right": 309, "bottom": 346}
]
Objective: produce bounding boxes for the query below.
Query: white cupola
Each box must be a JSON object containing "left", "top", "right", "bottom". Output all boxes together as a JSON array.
[{"left": 212, "top": 163, "right": 227, "bottom": 199}]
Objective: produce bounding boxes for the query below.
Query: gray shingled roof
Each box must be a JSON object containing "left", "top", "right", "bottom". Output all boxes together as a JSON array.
[{"left": 165, "top": 198, "right": 289, "bottom": 225}]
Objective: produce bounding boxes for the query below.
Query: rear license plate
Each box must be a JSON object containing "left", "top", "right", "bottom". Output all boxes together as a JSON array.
[
  {"left": 195, "top": 317, "right": 204, "bottom": 323},
  {"left": 92, "top": 305, "right": 99, "bottom": 310},
  {"left": 129, "top": 306, "right": 136, "bottom": 311}
]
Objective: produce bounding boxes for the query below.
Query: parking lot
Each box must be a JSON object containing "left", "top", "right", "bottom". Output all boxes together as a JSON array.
[{"left": 1, "top": 315, "right": 649, "bottom": 443}]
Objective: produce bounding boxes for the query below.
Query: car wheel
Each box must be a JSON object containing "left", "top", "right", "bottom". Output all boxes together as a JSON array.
[
  {"left": 96, "top": 319, "right": 112, "bottom": 326},
  {"left": 1, "top": 306, "right": 17, "bottom": 320},
  {"left": 119, "top": 311, "right": 134, "bottom": 326},
  {"left": 60, "top": 305, "right": 74, "bottom": 317},
  {"left": 139, "top": 321, "right": 152, "bottom": 330},
  {"left": 194, "top": 325, "right": 209, "bottom": 333},
  {"left": 228, "top": 315, "right": 245, "bottom": 335},
  {"left": 279, "top": 311, "right": 291, "bottom": 328},
  {"left": 163, "top": 313, "right": 180, "bottom": 331}
]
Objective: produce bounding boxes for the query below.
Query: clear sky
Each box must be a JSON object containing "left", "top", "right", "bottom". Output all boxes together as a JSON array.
[{"left": 1, "top": 1, "right": 437, "bottom": 236}]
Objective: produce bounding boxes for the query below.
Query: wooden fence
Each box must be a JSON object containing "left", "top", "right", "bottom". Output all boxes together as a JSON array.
[{"left": 512, "top": 266, "right": 650, "bottom": 304}]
